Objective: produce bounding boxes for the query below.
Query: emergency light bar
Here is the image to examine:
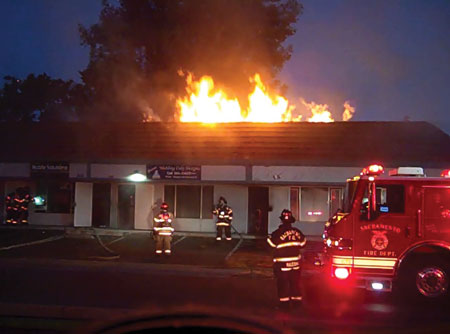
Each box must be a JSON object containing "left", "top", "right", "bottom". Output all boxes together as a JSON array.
[
  {"left": 389, "top": 167, "right": 424, "bottom": 177},
  {"left": 361, "top": 164, "right": 384, "bottom": 176},
  {"left": 441, "top": 169, "right": 450, "bottom": 178}
]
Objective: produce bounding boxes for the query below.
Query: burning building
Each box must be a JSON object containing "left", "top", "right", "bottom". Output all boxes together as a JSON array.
[{"left": 0, "top": 121, "right": 449, "bottom": 236}]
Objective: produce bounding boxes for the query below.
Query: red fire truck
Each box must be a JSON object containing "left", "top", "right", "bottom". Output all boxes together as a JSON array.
[{"left": 323, "top": 165, "right": 450, "bottom": 299}]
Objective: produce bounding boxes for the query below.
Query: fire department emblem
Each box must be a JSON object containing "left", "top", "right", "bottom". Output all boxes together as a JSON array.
[{"left": 371, "top": 230, "right": 389, "bottom": 251}]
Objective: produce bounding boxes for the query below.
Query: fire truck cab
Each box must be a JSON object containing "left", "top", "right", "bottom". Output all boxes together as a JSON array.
[{"left": 323, "top": 165, "right": 450, "bottom": 299}]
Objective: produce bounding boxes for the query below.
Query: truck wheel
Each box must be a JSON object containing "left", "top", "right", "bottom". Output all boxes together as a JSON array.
[{"left": 400, "top": 257, "right": 449, "bottom": 301}]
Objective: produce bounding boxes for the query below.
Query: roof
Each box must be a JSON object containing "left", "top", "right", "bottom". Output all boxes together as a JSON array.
[{"left": 1, "top": 121, "right": 449, "bottom": 167}]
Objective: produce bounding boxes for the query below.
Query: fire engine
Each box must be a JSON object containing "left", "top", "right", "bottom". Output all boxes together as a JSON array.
[{"left": 323, "top": 165, "right": 450, "bottom": 299}]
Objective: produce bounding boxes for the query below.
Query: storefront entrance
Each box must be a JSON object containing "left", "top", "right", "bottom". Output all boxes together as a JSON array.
[
  {"left": 118, "top": 184, "right": 135, "bottom": 229},
  {"left": 247, "top": 186, "right": 269, "bottom": 235},
  {"left": 92, "top": 183, "right": 111, "bottom": 227}
]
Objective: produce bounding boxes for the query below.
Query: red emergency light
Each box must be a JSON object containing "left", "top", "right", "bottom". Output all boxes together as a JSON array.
[
  {"left": 441, "top": 169, "right": 450, "bottom": 178},
  {"left": 361, "top": 164, "right": 384, "bottom": 176}
]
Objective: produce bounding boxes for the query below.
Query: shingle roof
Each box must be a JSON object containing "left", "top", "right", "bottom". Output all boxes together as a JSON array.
[{"left": 1, "top": 121, "right": 449, "bottom": 167}]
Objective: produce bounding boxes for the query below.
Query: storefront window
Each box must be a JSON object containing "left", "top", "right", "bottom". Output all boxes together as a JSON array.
[
  {"left": 300, "top": 187, "right": 329, "bottom": 222},
  {"left": 290, "top": 187, "right": 299, "bottom": 220},
  {"left": 164, "top": 185, "right": 214, "bottom": 219},
  {"left": 35, "top": 180, "right": 73, "bottom": 214},
  {"left": 201, "top": 186, "right": 214, "bottom": 219}
]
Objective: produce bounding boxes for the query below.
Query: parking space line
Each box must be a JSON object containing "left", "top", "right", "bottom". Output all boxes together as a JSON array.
[
  {"left": 225, "top": 238, "right": 244, "bottom": 261},
  {"left": 0, "top": 235, "right": 64, "bottom": 251},
  {"left": 105, "top": 234, "right": 128, "bottom": 246},
  {"left": 172, "top": 235, "right": 187, "bottom": 246}
]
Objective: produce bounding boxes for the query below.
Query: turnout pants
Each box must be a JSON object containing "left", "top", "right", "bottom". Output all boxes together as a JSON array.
[
  {"left": 155, "top": 235, "right": 172, "bottom": 254},
  {"left": 216, "top": 225, "right": 231, "bottom": 240},
  {"left": 274, "top": 265, "right": 302, "bottom": 304}
]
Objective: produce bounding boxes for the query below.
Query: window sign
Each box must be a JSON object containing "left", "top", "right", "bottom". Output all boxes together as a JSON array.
[
  {"left": 147, "top": 165, "right": 201, "bottom": 180},
  {"left": 31, "top": 162, "right": 69, "bottom": 178}
]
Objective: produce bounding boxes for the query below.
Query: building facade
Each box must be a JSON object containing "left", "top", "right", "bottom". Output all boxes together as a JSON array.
[{"left": 1, "top": 121, "right": 449, "bottom": 236}]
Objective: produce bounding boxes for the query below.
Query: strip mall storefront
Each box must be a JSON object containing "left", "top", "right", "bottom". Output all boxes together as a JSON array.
[{"left": 1, "top": 162, "right": 444, "bottom": 236}]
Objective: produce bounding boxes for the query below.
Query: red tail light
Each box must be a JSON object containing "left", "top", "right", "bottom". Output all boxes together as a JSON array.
[
  {"left": 441, "top": 169, "right": 450, "bottom": 178},
  {"left": 334, "top": 267, "right": 350, "bottom": 280}
]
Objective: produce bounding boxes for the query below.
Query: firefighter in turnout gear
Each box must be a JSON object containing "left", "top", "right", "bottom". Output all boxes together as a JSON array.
[
  {"left": 267, "top": 209, "right": 306, "bottom": 310},
  {"left": 212, "top": 197, "right": 233, "bottom": 241},
  {"left": 153, "top": 202, "right": 174, "bottom": 255},
  {"left": 17, "top": 187, "right": 32, "bottom": 224},
  {"left": 5, "top": 192, "right": 15, "bottom": 224}
]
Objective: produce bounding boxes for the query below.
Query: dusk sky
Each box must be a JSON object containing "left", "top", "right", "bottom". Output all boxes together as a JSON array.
[{"left": 0, "top": 0, "right": 449, "bottom": 132}]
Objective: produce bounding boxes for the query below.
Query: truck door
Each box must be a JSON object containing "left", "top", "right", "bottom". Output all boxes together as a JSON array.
[
  {"left": 355, "top": 183, "right": 412, "bottom": 260},
  {"left": 421, "top": 186, "right": 450, "bottom": 240}
]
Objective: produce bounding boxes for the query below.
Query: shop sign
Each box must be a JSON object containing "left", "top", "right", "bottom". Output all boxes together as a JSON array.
[
  {"left": 147, "top": 165, "right": 201, "bottom": 180},
  {"left": 31, "top": 162, "right": 69, "bottom": 177}
]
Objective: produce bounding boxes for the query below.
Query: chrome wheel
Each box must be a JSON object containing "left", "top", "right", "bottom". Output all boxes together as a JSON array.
[{"left": 416, "top": 267, "right": 448, "bottom": 297}]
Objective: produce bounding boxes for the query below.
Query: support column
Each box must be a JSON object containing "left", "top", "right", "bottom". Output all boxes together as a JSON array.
[
  {"left": 134, "top": 183, "right": 154, "bottom": 230},
  {"left": 74, "top": 182, "right": 93, "bottom": 227}
]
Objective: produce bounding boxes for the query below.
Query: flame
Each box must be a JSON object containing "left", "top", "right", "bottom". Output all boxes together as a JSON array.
[
  {"left": 302, "top": 99, "right": 334, "bottom": 123},
  {"left": 177, "top": 74, "right": 243, "bottom": 123},
  {"left": 176, "top": 72, "right": 354, "bottom": 123},
  {"left": 177, "top": 73, "right": 295, "bottom": 123},
  {"left": 342, "top": 101, "right": 355, "bottom": 121},
  {"left": 246, "top": 74, "right": 295, "bottom": 122}
]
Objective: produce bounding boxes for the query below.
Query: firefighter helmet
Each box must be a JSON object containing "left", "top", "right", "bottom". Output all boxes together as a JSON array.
[
  {"left": 161, "top": 202, "right": 169, "bottom": 211},
  {"left": 280, "top": 209, "right": 295, "bottom": 223}
]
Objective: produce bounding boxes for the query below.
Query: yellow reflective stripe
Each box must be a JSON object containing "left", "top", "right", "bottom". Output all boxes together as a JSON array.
[
  {"left": 216, "top": 222, "right": 230, "bottom": 226},
  {"left": 267, "top": 238, "right": 276, "bottom": 248},
  {"left": 154, "top": 227, "right": 174, "bottom": 231},
  {"left": 279, "top": 297, "right": 290, "bottom": 302},
  {"left": 273, "top": 256, "right": 301, "bottom": 263},
  {"left": 291, "top": 296, "right": 302, "bottom": 300},
  {"left": 281, "top": 267, "right": 292, "bottom": 271},
  {"left": 292, "top": 267, "right": 300, "bottom": 270},
  {"left": 159, "top": 232, "right": 173, "bottom": 236},
  {"left": 299, "top": 239, "right": 306, "bottom": 247},
  {"left": 155, "top": 250, "right": 163, "bottom": 253},
  {"left": 332, "top": 256, "right": 397, "bottom": 269},
  {"left": 276, "top": 241, "right": 303, "bottom": 249}
]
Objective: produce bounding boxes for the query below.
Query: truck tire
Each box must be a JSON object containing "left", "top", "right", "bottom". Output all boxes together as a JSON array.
[{"left": 398, "top": 256, "right": 449, "bottom": 302}]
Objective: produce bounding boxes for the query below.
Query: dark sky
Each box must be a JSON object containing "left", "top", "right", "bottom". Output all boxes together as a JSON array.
[{"left": 0, "top": 0, "right": 449, "bottom": 132}]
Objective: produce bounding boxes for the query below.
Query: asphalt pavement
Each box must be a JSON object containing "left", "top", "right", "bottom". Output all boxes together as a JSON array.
[{"left": 0, "top": 227, "right": 449, "bottom": 333}]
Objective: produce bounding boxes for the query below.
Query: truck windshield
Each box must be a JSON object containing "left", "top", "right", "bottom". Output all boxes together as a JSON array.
[{"left": 342, "top": 180, "right": 358, "bottom": 213}]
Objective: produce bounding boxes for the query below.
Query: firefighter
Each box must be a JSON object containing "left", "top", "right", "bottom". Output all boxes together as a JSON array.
[
  {"left": 267, "top": 209, "right": 306, "bottom": 311},
  {"left": 5, "top": 191, "right": 15, "bottom": 224},
  {"left": 18, "top": 187, "right": 32, "bottom": 224},
  {"left": 11, "top": 189, "right": 24, "bottom": 225},
  {"left": 153, "top": 202, "right": 174, "bottom": 255},
  {"left": 212, "top": 196, "right": 233, "bottom": 241}
]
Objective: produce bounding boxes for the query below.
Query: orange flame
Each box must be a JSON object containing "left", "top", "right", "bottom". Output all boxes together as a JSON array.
[
  {"left": 177, "top": 73, "right": 296, "bottom": 123},
  {"left": 342, "top": 101, "right": 355, "bottom": 121},
  {"left": 176, "top": 72, "right": 354, "bottom": 123},
  {"left": 302, "top": 99, "right": 334, "bottom": 123}
]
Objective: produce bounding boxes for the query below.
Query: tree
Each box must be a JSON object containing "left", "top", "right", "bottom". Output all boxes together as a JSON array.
[
  {"left": 79, "top": 0, "right": 302, "bottom": 120},
  {"left": 0, "top": 74, "right": 84, "bottom": 122}
]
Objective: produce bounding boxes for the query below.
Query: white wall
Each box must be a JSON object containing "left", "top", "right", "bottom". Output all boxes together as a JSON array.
[
  {"left": 30, "top": 213, "right": 73, "bottom": 226},
  {"left": 0, "top": 163, "right": 29, "bottom": 177},
  {"left": 74, "top": 182, "right": 93, "bottom": 227},
  {"left": 214, "top": 185, "right": 248, "bottom": 234},
  {"left": 110, "top": 183, "right": 118, "bottom": 228},
  {"left": 69, "top": 164, "right": 88, "bottom": 178},
  {"left": 91, "top": 164, "right": 146, "bottom": 179},
  {"left": 268, "top": 186, "right": 290, "bottom": 233},
  {"left": 134, "top": 183, "right": 154, "bottom": 230},
  {"left": 253, "top": 166, "right": 361, "bottom": 183},
  {"left": 202, "top": 166, "right": 246, "bottom": 181}
]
